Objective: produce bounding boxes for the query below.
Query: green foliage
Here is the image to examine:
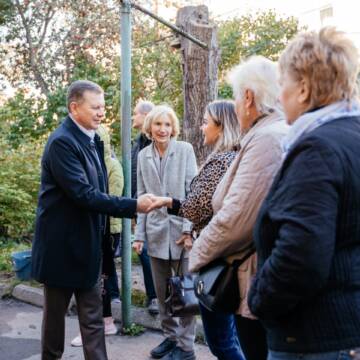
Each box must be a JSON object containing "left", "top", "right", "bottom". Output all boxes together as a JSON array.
[
  {"left": 131, "top": 249, "right": 141, "bottom": 265},
  {"left": 0, "top": 239, "right": 29, "bottom": 273},
  {"left": 0, "top": 137, "right": 42, "bottom": 238},
  {"left": 218, "top": 10, "right": 302, "bottom": 75},
  {"left": 132, "top": 22, "right": 183, "bottom": 116},
  {"left": 0, "top": 0, "right": 14, "bottom": 26},
  {"left": 0, "top": 90, "right": 65, "bottom": 148},
  {"left": 131, "top": 288, "right": 147, "bottom": 308},
  {"left": 122, "top": 323, "right": 145, "bottom": 336}
]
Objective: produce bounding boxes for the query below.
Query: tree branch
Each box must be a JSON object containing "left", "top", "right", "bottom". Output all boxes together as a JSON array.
[{"left": 15, "top": 0, "right": 49, "bottom": 96}]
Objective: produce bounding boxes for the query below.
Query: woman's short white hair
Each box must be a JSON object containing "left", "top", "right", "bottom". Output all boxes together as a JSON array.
[{"left": 227, "top": 56, "right": 281, "bottom": 114}]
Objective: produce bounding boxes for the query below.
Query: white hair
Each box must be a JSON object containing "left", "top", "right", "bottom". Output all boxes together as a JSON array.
[
  {"left": 136, "top": 100, "right": 155, "bottom": 115},
  {"left": 227, "top": 56, "right": 281, "bottom": 114}
]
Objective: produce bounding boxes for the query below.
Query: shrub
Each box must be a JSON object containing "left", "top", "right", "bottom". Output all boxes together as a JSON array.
[{"left": 0, "top": 137, "right": 43, "bottom": 238}]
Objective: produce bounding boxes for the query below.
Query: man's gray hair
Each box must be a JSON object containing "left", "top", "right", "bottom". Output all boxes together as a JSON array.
[
  {"left": 136, "top": 100, "right": 155, "bottom": 115},
  {"left": 67, "top": 80, "right": 103, "bottom": 111}
]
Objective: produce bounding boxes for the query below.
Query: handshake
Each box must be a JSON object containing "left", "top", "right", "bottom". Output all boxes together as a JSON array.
[{"left": 136, "top": 194, "right": 173, "bottom": 213}]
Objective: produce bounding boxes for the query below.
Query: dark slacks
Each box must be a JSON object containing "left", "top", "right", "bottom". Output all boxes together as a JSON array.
[
  {"left": 138, "top": 241, "right": 157, "bottom": 301},
  {"left": 42, "top": 279, "right": 107, "bottom": 360}
]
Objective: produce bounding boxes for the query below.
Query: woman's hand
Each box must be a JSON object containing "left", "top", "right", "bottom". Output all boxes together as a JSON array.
[
  {"left": 147, "top": 196, "right": 173, "bottom": 211},
  {"left": 176, "top": 233, "right": 193, "bottom": 251},
  {"left": 132, "top": 240, "right": 144, "bottom": 255}
]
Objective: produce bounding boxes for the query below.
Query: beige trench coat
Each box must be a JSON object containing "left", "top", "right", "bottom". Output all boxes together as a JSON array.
[{"left": 189, "top": 111, "right": 289, "bottom": 317}]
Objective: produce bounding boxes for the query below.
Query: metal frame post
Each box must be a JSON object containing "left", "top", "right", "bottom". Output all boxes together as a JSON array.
[
  {"left": 119, "top": 0, "right": 207, "bottom": 329},
  {"left": 120, "top": 0, "right": 132, "bottom": 328}
]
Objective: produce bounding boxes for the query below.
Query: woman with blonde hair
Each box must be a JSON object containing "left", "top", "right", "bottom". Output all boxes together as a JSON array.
[
  {"left": 188, "top": 56, "right": 289, "bottom": 360},
  {"left": 133, "top": 105, "right": 198, "bottom": 360},
  {"left": 249, "top": 27, "right": 360, "bottom": 360},
  {"left": 149, "top": 99, "right": 242, "bottom": 359}
]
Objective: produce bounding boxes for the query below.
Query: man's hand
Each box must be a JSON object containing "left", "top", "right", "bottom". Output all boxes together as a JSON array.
[
  {"left": 176, "top": 233, "right": 193, "bottom": 251},
  {"left": 136, "top": 194, "right": 155, "bottom": 213},
  {"left": 147, "top": 196, "right": 172, "bottom": 211},
  {"left": 132, "top": 240, "right": 144, "bottom": 255}
]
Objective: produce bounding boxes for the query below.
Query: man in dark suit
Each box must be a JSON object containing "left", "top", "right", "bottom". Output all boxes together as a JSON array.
[{"left": 31, "top": 80, "right": 153, "bottom": 360}]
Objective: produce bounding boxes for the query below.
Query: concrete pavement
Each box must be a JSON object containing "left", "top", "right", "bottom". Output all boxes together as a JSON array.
[{"left": 0, "top": 298, "right": 215, "bottom": 360}]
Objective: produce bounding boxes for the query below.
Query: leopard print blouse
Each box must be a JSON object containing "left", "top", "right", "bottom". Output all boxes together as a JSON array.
[{"left": 178, "top": 150, "right": 237, "bottom": 234}]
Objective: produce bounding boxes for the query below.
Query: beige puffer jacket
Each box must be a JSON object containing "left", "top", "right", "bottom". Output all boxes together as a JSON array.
[{"left": 189, "top": 111, "right": 289, "bottom": 317}]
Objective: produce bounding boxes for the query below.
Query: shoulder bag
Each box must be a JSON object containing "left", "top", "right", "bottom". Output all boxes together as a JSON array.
[{"left": 194, "top": 243, "right": 255, "bottom": 313}]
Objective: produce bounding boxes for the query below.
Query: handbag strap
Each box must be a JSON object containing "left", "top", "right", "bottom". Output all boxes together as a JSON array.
[
  {"left": 175, "top": 248, "right": 186, "bottom": 276},
  {"left": 168, "top": 248, "right": 186, "bottom": 277},
  {"left": 231, "top": 243, "right": 256, "bottom": 269}
]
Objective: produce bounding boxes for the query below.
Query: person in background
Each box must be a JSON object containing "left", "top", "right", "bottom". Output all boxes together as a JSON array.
[
  {"left": 147, "top": 100, "right": 242, "bottom": 360},
  {"left": 131, "top": 99, "right": 159, "bottom": 315},
  {"left": 189, "top": 56, "right": 289, "bottom": 360},
  {"left": 71, "top": 124, "right": 123, "bottom": 347},
  {"left": 133, "top": 105, "right": 198, "bottom": 360},
  {"left": 248, "top": 27, "right": 360, "bottom": 360}
]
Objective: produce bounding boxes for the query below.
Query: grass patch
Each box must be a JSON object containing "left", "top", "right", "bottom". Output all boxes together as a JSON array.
[
  {"left": 122, "top": 323, "right": 145, "bottom": 336},
  {"left": 131, "top": 288, "right": 147, "bottom": 307}
]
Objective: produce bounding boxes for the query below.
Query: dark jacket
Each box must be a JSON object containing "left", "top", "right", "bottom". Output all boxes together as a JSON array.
[
  {"left": 31, "top": 116, "right": 137, "bottom": 289},
  {"left": 131, "top": 133, "right": 151, "bottom": 198},
  {"left": 248, "top": 116, "right": 360, "bottom": 353}
]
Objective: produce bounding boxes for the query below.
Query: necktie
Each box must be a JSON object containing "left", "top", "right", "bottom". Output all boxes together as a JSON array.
[{"left": 89, "top": 140, "right": 102, "bottom": 169}]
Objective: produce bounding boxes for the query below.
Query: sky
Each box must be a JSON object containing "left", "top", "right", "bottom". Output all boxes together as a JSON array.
[{"left": 206, "top": 0, "right": 328, "bottom": 18}]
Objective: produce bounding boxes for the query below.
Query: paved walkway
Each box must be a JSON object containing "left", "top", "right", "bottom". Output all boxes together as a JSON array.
[{"left": 0, "top": 298, "right": 215, "bottom": 360}]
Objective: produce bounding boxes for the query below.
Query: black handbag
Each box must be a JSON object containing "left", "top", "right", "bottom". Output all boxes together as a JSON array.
[
  {"left": 194, "top": 243, "right": 255, "bottom": 314},
  {"left": 165, "top": 249, "right": 200, "bottom": 317}
]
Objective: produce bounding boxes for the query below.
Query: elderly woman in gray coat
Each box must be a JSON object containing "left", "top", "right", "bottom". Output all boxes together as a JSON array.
[{"left": 133, "top": 105, "right": 198, "bottom": 360}]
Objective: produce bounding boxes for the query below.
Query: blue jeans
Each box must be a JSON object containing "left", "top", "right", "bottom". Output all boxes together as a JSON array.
[
  {"left": 199, "top": 303, "right": 244, "bottom": 360},
  {"left": 138, "top": 241, "right": 157, "bottom": 301},
  {"left": 268, "top": 349, "right": 360, "bottom": 360}
]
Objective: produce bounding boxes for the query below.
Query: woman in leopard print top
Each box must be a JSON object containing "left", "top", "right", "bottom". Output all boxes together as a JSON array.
[
  {"left": 172, "top": 150, "right": 237, "bottom": 234},
  {"left": 151, "top": 100, "right": 240, "bottom": 235}
]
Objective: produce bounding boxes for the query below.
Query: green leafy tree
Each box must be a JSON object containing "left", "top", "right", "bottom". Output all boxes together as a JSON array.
[
  {"left": 218, "top": 10, "right": 303, "bottom": 98},
  {"left": 0, "top": 0, "right": 14, "bottom": 25}
]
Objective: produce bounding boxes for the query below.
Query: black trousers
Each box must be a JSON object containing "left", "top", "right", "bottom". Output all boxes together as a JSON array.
[
  {"left": 42, "top": 279, "right": 107, "bottom": 360},
  {"left": 235, "top": 315, "right": 268, "bottom": 360}
]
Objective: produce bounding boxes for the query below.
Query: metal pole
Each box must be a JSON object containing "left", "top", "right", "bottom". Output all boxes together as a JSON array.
[{"left": 120, "top": 0, "right": 132, "bottom": 329}]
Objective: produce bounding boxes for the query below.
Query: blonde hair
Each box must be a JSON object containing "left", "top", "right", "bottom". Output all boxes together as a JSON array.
[
  {"left": 143, "top": 105, "right": 180, "bottom": 139},
  {"left": 227, "top": 56, "right": 281, "bottom": 114},
  {"left": 206, "top": 100, "right": 240, "bottom": 154},
  {"left": 279, "top": 27, "right": 359, "bottom": 108}
]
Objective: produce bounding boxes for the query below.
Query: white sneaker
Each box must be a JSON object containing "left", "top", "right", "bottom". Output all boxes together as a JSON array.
[
  {"left": 104, "top": 321, "right": 118, "bottom": 335},
  {"left": 71, "top": 334, "right": 82, "bottom": 347}
]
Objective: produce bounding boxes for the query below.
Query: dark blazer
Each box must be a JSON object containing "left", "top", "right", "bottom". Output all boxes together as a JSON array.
[
  {"left": 248, "top": 117, "right": 360, "bottom": 353},
  {"left": 131, "top": 133, "right": 151, "bottom": 198},
  {"left": 32, "top": 116, "right": 137, "bottom": 289}
]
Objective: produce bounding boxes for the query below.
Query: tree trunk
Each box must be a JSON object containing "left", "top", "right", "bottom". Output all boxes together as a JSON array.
[{"left": 175, "top": 5, "right": 219, "bottom": 165}]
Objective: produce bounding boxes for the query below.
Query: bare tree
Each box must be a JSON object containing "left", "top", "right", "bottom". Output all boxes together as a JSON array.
[{"left": 175, "top": 5, "right": 219, "bottom": 164}]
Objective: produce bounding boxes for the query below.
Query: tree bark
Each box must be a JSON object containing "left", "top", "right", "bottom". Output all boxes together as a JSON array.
[{"left": 176, "top": 5, "right": 219, "bottom": 164}]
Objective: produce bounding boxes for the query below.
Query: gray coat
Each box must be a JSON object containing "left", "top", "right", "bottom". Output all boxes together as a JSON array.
[{"left": 135, "top": 139, "right": 198, "bottom": 260}]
